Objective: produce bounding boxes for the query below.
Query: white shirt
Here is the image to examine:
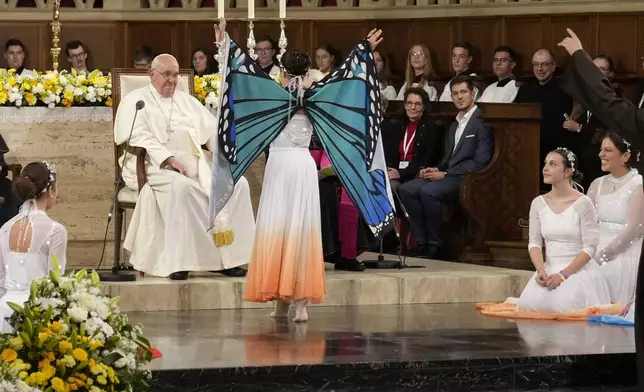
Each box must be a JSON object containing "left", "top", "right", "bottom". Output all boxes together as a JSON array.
[
  {"left": 453, "top": 105, "right": 477, "bottom": 152},
  {"left": 396, "top": 82, "right": 437, "bottom": 101},
  {"left": 381, "top": 85, "right": 397, "bottom": 101},
  {"left": 479, "top": 78, "right": 519, "bottom": 103},
  {"left": 18, "top": 68, "right": 33, "bottom": 77},
  {"left": 439, "top": 71, "right": 479, "bottom": 102}
]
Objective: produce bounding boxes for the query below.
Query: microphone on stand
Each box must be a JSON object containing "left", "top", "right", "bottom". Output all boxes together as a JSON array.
[
  {"left": 97, "top": 100, "right": 145, "bottom": 282},
  {"left": 362, "top": 187, "right": 424, "bottom": 269},
  {"left": 391, "top": 187, "right": 424, "bottom": 269}
]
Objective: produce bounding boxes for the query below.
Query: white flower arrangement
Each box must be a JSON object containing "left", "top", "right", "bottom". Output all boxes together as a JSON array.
[{"left": 0, "top": 258, "right": 154, "bottom": 391}]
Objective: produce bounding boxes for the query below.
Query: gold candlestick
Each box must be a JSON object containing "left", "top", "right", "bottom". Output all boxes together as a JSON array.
[{"left": 50, "top": 0, "right": 62, "bottom": 71}]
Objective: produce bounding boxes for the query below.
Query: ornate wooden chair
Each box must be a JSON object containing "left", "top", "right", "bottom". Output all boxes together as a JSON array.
[{"left": 110, "top": 68, "right": 195, "bottom": 268}]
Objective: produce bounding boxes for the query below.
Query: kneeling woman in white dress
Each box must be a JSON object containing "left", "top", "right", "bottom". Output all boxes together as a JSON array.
[
  {"left": 518, "top": 148, "right": 612, "bottom": 312},
  {"left": 588, "top": 131, "right": 643, "bottom": 308},
  {"left": 0, "top": 162, "right": 67, "bottom": 332}
]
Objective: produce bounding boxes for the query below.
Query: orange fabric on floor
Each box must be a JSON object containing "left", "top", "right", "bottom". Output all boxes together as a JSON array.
[{"left": 476, "top": 302, "right": 623, "bottom": 321}]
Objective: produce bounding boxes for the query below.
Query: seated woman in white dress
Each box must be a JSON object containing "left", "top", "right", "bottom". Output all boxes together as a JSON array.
[
  {"left": 517, "top": 148, "right": 612, "bottom": 313},
  {"left": 0, "top": 162, "right": 67, "bottom": 333},
  {"left": 588, "top": 131, "right": 644, "bottom": 307}
]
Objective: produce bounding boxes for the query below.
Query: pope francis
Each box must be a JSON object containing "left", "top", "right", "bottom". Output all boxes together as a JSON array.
[{"left": 114, "top": 54, "right": 255, "bottom": 280}]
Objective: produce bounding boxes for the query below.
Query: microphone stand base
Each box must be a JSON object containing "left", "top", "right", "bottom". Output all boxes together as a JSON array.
[
  {"left": 98, "top": 267, "right": 137, "bottom": 282},
  {"left": 398, "top": 264, "right": 426, "bottom": 269},
  {"left": 362, "top": 253, "right": 425, "bottom": 269},
  {"left": 362, "top": 259, "right": 402, "bottom": 269}
]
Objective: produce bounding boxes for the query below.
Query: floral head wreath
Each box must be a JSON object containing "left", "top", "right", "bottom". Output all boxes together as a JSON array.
[
  {"left": 556, "top": 147, "right": 576, "bottom": 171},
  {"left": 40, "top": 161, "right": 57, "bottom": 195},
  {"left": 622, "top": 139, "right": 641, "bottom": 163}
]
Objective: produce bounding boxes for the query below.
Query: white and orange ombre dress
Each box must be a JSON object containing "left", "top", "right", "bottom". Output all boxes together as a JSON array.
[{"left": 243, "top": 114, "right": 327, "bottom": 304}]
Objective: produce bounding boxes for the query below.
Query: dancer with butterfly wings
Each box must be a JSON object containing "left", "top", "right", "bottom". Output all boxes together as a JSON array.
[{"left": 210, "top": 19, "right": 395, "bottom": 322}]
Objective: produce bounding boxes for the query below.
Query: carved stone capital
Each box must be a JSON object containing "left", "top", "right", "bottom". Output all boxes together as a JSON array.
[
  {"left": 180, "top": 0, "right": 204, "bottom": 8},
  {"left": 337, "top": 0, "right": 356, "bottom": 8},
  {"left": 103, "top": 0, "right": 141, "bottom": 9},
  {"left": 359, "top": 0, "right": 395, "bottom": 8},
  {"left": 147, "top": 0, "right": 171, "bottom": 8},
  {"left": 0, "top": 0, "right": 19, "bottom": 9},
  {"left": 300, "top": 0, "right": 321, "bottom": 8}
]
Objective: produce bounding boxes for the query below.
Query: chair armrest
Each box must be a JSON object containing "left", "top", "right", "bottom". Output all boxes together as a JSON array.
[
  {"left": 8, "top": 164, "right": 22, "bottom": 180},
  {"left": 123, "top": 146, "right": 148, "bottom": 192}
]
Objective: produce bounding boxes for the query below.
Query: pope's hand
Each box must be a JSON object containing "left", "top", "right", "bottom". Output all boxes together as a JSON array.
[
  {"left": 366, "top": 29, "right": 383, "bottom": 50},
  {"left": 557, "top": 28, "right": 583, "bottom": 56},
  {"left": 214, "top": 18, "right": 227, "bottom": 46},
  {"left": 162, "top": 157, "right": 187, "bottom": 176}
]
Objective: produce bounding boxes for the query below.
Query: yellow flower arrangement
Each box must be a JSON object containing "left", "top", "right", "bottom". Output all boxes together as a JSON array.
[
  {"left": 0, "top": 259, "right": 153, "bottom": 391},
  {"left": 0, "top": 69, "right": 112, "bottom": 109},
  {"left": 0, "top": 69, "right": 222, "bottom": 110},
  {"left": 194, "top": 74, "right": 222, "bottom": 109}
]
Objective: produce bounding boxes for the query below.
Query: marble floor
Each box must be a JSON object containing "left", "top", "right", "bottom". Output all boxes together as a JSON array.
[{"left": 131, "top": 303, "right": 637, "bottom": 391}]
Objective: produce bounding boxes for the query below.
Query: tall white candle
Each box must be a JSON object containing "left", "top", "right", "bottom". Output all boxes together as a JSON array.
[
  {"left": 218, "top": 0, "right": 224, "bottom": 19},
  {"left": 279, "top": 0, "right": 286, "bottom": 19},
  {"left": 248, "top": 0, "right": 255, "bottom": 19}
]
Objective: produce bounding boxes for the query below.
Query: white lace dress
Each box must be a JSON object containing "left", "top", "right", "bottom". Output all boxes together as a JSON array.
[
  {"left": 516, "top": 195, "right": 612, "bottom": 312},
  {"left": 0, "top": 202, "right": 67, "bottom": 332},
  {"left": 588, "top": 170, "right": 643, "bottom": 306}
]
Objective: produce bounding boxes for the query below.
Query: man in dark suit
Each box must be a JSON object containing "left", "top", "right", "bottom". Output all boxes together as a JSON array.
[{"left": 398, "top": 76, "right": 494, "bottom": 259}]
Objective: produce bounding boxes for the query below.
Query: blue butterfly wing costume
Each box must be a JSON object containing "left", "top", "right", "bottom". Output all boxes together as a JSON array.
[{"left": 209, "top": 34, "right": 395, "bottom": 239}]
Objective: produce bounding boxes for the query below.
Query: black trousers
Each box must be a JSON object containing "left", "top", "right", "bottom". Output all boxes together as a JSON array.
[{"left": 397, "top": 176, "right": 462, "bottom": 245}]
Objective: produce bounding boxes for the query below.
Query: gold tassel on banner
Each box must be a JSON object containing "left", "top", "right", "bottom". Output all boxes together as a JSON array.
[{"left": 214, "top": 229, "right": 235, "bottom": 247}]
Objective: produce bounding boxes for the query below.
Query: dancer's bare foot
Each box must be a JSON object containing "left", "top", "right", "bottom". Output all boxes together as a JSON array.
[
  {"left": 270, "top": 300, "right": 290, "bottom": 318},
  {"left": 293, "top": 299, "right": 309, "bottom": 322}
]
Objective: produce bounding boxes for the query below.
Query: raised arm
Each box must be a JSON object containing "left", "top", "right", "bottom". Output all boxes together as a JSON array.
[{"left": 558, "top": 29, "right": 644, "bottom": 152}]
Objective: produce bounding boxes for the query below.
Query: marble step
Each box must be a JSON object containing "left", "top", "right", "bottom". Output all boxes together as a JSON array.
[
  {"left": 487, "top": 240, "right": 532, "bottom": 267},
  {"left": 100, "top": 254, "right": 532, "bottom": 312}
]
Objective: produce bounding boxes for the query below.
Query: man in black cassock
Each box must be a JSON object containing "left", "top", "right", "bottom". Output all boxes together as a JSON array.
[
  {"left": 0, "top": 135, "right": 17, "bottom": 227},
  {"left": 558, "top": 28, "right": 643, "bottom": 389}
]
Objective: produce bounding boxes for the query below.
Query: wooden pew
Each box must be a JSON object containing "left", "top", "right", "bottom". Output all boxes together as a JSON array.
[{"left": 385, "top": 101, "right": 541, "bottom": 261}]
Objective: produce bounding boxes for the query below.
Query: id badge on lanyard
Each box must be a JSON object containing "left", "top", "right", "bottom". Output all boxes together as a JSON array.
[{"left": 400, "top": 129, "right": 416, "bottom": 171}]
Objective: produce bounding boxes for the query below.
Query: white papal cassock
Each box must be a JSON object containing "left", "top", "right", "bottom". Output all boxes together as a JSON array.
[{"left": 114, "top": 85, "right": 255, "bottom": 277}]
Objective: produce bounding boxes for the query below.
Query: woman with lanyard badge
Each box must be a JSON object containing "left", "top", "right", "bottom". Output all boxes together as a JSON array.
[{"left": 384, "top": 87, "right": 442, "bottom": 193}]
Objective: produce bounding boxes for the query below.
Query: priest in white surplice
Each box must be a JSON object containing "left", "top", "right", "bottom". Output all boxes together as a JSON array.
[
  {"left": 114, "top": 54, "right": 255, "bottom": 280},
  {"left": 479, "top": 46, "right": 520, "bottom": 103}
]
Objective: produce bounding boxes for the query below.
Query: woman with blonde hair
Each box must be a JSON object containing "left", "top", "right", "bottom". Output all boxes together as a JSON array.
[{"left": 396, "top": 44, "right": 437, "bottom": 101}]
